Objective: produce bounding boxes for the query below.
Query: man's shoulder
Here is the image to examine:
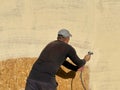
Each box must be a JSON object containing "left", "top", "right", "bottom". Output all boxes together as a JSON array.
[{"left": 49, "top": 40, "right": 74, "bottom": 49}]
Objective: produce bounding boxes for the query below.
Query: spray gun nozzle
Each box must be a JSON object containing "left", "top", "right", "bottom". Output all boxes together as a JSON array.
[{"left": 88, "top": 51, "right": 93, "bottom": 55}]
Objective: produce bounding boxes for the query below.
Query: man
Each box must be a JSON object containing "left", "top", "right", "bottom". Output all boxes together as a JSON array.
[{"left": 25, "top": 29, "right": 91, "bottom": 90}]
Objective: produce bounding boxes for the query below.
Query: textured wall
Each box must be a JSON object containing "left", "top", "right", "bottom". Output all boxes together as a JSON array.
[
  {"left": 0, "top": 58, "right": 89, "bottom": 90},
  {"left": 0, "top": 0, "right": 120, "bottom": 90}
]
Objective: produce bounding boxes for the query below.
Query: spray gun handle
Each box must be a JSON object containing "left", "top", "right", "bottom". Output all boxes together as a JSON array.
[{"left": 88, "top": 51, "right": 93, "bottom": 55}]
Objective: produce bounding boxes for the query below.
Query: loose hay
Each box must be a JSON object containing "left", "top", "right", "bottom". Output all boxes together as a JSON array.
[{"left": 0, "top": 57, "right": 89, "bottom": 90}]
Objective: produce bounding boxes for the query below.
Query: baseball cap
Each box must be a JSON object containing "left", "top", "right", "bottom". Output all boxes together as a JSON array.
[{"left": 58, "top": 29, "right": 72, "bottom": 38}]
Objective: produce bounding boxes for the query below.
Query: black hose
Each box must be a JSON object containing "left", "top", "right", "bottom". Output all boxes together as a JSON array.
[
  {"left": 71, "top": 71, "right": 86, "bottom": 90},
  {"left": 80, "top": 71, "right": 86, "bottom": 90}
]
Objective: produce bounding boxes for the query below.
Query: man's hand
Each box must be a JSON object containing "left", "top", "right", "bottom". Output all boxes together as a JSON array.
[
  {"left": 77, "top": 66, "right": 84, "bottom": 71},
  {"left": 78, "top": 51, "right": 93, "bottom": 71},
  {"left": 84, "top": 54, "right": 91, "bottom": 62}
]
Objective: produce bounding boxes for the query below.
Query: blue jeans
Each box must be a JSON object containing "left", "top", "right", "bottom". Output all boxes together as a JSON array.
[{"left": 25, "top": 79, "right": 57, "bottom": 90}]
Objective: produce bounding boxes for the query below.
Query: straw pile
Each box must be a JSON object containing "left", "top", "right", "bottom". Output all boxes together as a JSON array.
[{"left": 0, "top": 57, "right": 89, "bottom": 90}]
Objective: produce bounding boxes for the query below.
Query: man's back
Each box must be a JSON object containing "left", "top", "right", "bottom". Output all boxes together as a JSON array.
[{"left": 28, "top": 40, "right": 72, "bottom": 82}]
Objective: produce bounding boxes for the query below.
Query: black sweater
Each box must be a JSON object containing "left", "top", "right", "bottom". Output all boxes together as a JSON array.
[{"left": 28, "top": 40, "right": 86, "bottom": 83}]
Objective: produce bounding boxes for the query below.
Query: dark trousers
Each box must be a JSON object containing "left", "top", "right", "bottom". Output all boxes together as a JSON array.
[{"left": 25, "top": 79, "right": 57, "bottom": 90}]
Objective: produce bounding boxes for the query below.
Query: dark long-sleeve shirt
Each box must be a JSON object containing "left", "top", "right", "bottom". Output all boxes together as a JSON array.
[{"left": 28, "top": 40, "right": 86, "bottom": 84}]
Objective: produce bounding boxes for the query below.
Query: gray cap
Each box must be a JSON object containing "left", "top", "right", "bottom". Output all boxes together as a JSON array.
[{"left": 58, "top": 29, "right": 72, "bottom": 37}]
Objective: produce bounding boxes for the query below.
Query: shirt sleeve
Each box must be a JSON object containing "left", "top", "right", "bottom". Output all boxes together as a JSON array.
[
  {"left": 62, "top": 60, "right": 79, "bottom": 71},
  {"left": 67, "top": 45, "right": 86, "bottom": 68}
]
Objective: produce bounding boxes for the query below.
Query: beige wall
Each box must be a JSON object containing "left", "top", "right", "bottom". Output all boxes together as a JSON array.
[{"left": 0, "top": 0, "right": 120, "bottom": 90}]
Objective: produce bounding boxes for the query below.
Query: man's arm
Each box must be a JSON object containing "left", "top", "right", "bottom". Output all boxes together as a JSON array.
[
  {"left": 62, "top": 60, "right": 79, "bottom": 71},
  {"left": 56, "top": 67, "right": 76, "bottom": 79},
  {"left": 67, "top": 46, "right": 89, "bottom": 68}
]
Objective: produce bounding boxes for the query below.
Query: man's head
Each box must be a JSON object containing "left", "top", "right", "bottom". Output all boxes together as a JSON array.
[{"left": 57, "top": 29, "right": 72, "bottom": 43}]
